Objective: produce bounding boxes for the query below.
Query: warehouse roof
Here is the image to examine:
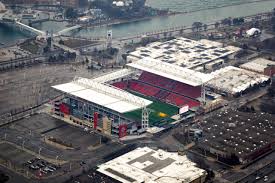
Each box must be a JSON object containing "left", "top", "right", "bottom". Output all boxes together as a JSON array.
[
  {"left": 127, "top": 58, "right": 213, "bottom": 86},
  {"left": 201, "top": 109, "right": 275, "bottom": 161},
  {"left": 207, "top": 66, "right": 269, "bottom": 95},
  {"left": 240, "top": 58, "right": 275, "bottom": 73},
  {"left": 52, "top": 77, "right": 152, "bottom": 113},
  {"left": 97, "top": 147, "right": 207, "bottom": 183},
  {"left": 127, "top": 37, "right": 241, "bottom": 69}
]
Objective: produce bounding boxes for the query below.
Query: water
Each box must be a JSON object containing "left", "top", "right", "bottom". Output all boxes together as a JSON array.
[
  {"left": 146, "top": 0, "right": 270, "bottom": 12},
  {"left": 0, "top": 24, "right": 29, "bottom": 44},
  {"left": 73, "top": 0, "right": 275, "bottom": 39},
  {"left": 1, "top": 0, "right": 275, "bottom": 42},
  {"left": 31, "top": 21, "right": 69, "bottom": 33}
]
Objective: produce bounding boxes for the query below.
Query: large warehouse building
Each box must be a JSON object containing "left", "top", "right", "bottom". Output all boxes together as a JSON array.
[
  {"left": 97, "top": 147, "right": 207, "bottom": 183},
  {"left": 206, "top": 66, "right": 270, "bottom": 97},
  {"left": 127, "top": 37, "right": 241, "bottom": 71},
  {"left": 199, "top": 109, "right": 275, "bottom": 165}
]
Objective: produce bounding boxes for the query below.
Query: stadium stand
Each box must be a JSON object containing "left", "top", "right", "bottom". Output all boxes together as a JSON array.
[
  {"left": 138, "top": 72, "right": 201, "bottom": 99},
  {"left": 129, "top": 81, "right": 160, "bottom": 97},
  {"left": 173, "top": 82, "right": 201, "bottom": 99},
  {"left": 112, "top": 81, "right": 128, "bottom": 90},
  {"left": 139, "top": 72, "right": 176, "bottom": 89},
  {"left": 166, "top": 93, "right": 200, "bottom": 108},
  {"left": 112, "top": 80, "right": 200, "bottom": 108}
]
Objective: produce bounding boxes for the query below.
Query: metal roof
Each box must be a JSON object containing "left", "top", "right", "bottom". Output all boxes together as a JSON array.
[
  {"left": 52, "top": 77, "right": 152, "bottom": 113},
  {"left": 97, "top": 147, "right": 207, "bottom": 183},
  {"left": 127, "top": 58, "right": 213, "bottom": 86}
]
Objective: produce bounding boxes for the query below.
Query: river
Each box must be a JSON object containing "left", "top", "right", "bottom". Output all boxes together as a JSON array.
[{"left": 1, "top": 0, "right": 275, "bottom": 43}]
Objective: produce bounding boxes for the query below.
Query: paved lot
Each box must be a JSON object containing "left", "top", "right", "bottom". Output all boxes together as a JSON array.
[
  {"left": 0, "top": 143, "right": 35, "bottom": 165},
  {"left": 11, "top": 113, "right": 62, "bottom": 134},
  {"left": 45, "top": 124, "right": 101, "bottom": 150},
  {"left": 0, "top": 63, "right": 113, "bottom": 115}
]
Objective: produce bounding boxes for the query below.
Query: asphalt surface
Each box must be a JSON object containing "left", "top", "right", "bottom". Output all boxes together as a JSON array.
[{"left": 0, "top": 63, "right": 114, "bottom": 115}]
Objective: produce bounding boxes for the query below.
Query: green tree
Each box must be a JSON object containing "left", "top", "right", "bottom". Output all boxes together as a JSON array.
[{"left": 65, "top": 8, "right": 77, "bottom": 19}]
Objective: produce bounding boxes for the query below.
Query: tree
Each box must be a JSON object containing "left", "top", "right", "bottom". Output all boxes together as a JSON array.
[
  {"left": 221, "top": 18, "right": 232, "bottom": 26},
  {"left": 192, "top": 22, "right": 203, "bottom": 32},
  {"left": 58, "top": 39, "right": 64, "bottom": 45},
  {"left": 65, "top": 8, "right": 78, "bottom": 19},
  {"left": 215, "top": 22, "right": 220, "bottom": 29},
  {"left": 203, "top": 24, "right": 208, "bottom": 31}
]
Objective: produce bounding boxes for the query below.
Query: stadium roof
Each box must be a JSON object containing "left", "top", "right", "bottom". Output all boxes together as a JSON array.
[
  {"left": 92, "top": 69, "right": 136, "bottom": 83},
  {"left": 127, "top": 58, "right": 213, "bottom": 86},
  {"left": 97, "top": 147, "right": 207, "bottom": 183},
  {"left": 52, "top": 77, "right": 152, "bottom": 113}
]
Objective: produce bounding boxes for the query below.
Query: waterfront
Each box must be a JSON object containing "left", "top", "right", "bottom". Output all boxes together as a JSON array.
[{"left": 1, "top": 0, "right": 275, "bottom": 42}]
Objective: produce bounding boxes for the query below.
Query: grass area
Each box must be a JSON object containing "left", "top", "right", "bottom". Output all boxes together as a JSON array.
[
  {"left": 20, "top": 41, "right": 39, "bottom": 54},
  {"left": 124, "top": 91, "right": 179, "bottom": 126},
  {"left": 63, "top": 39, "right": 98, "bottom": 48}
]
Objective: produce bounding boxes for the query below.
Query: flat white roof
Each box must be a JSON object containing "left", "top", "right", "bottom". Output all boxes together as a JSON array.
[
  {"left": 92, "top": 69, "right": 136, "bottom": 83},
  {"left": 207, "top": 66, "right": 269, "bottom": 94},
  {"left": 97, "top": 147, "right": 206, "bottom": 183},
  {"left": 127, "top": 58, "right": 213, "bottom": 86},
  {"left": 127, "top": 37, "right": 241, "bottom": 69},
  {"left": 52, "top": 78, "right": 152, "bottom": 113},
  {"left": 240, "top": 58, "right": 275, "bottom": 73}
]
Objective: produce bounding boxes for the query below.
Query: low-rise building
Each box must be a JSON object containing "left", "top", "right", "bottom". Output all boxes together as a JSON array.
[
  {"left": 97, "top": 147, "right": 207, "bottom": 183},
  {"left": 199, "top": 109, "right": 275, "bottom": 165},
  {"left": 240, "top": 58, "right": 275, "bottom": 76},
  {"left": 127, "top": 37, "right": 241, "bottom": 70}
]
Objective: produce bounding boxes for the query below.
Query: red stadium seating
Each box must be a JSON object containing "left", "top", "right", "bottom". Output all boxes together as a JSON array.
[
  {"left": 166, "top": 93, "right": 200, "bottom": 108},
  {"left": 139, "top": 72, "right": 201, "bottom": 99},
  {"left": 112, "top": 82, "right": 128, "bottom": 89},
  {"left": 139, "top": 72, "right": 176, "bottom": 89},
  {"left": 129, "top": 81, "right": 160, "bottom": 96},
  {"left": 173, "top": 82, "right": 201, "bottom": 99},
  {"left": 111, "top": 73, "right": 201, "bottom": 108}
]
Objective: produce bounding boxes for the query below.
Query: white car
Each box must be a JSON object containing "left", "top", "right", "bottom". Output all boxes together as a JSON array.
[{"left": 246, "top": 28, "right": 261, "bottom": 37}]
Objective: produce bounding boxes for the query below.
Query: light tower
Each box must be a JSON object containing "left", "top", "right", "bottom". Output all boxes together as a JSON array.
[{"left": 106, "top": 30, "right": 112, "bottom": 48}]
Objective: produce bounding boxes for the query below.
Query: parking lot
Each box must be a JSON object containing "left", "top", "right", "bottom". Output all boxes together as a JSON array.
[
  {"left": 0, "top": 63, "right": 112, "bottom": 115},
  {"left": 0, "top": 142, "right": 35, "bottom": 165},
  {"left": 22, "top": 157, "right": 61, "bottom": 177}
]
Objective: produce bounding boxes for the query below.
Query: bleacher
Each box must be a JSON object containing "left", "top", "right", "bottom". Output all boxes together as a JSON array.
[
  {"left": 129, "top": 81, "right": 160, "bottom": 97},
  {"left": 112, "top": 81, "right": 128, "bottom": 90},
  {"left": 110, "top": 71, "right": 201, "bottom": 108},
  {"left": 173, "top": 82, "right": 201, "bottom": 99},
  {"left": 139, "top": 72, "right": 201, "bottom": 99},
  {"left": 166, "top": 93, "right": 200, "bottom": 108},
  {"left": 139, "top": 72, "right": 176, "bottom": 89}
]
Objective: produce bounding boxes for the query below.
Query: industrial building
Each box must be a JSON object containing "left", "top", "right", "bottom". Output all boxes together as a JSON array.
[
  {"left": 240, "top": 58, "right": 275, "bottom": 76},
  {"left": 97, "top": 147, "right": 207, "bottom": 183},
  {"left": 199, "top": 109, "right": 275, "bottom": 164},
  {"left": 127, "top": 37, "right": 241, "bottom": 70},
  {"left": 206, "top": 66, "right": 270, "bottom": 97}
]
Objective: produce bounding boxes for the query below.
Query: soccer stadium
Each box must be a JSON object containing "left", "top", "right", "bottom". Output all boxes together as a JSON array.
[{"left": 51, "top": 58, "right": 212, "bottom": 138}]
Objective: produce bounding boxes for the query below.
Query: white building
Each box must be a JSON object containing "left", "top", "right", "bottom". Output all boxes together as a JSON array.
[
  {"left": 97, "top": 147, "right": 207, "bottom": 183},
  {"left": 207, "top": 66, "right": 269, "bottom": 96},
  {"left": 127, "top": 37, "right": 241, "bottom": 70},
  {"left": 240, "top": 58, "right": 275, "bottom": 74}
]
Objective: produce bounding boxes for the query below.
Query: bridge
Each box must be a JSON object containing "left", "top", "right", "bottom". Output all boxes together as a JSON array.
[
  {"left": 57, "top": 25, "right": 82, "bottom": 36},
  {"left": 15, "top": 21, "right": 46, "bottom": 36}
]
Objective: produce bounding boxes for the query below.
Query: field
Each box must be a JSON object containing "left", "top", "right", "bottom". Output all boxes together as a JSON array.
[{"left": 124, "top": 93, "right": 178, "bottom": 126}]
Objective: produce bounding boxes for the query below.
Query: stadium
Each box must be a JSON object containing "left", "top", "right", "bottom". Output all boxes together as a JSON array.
[{"left": 51, "top": 58, "right": 212, "bottom": 138}]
